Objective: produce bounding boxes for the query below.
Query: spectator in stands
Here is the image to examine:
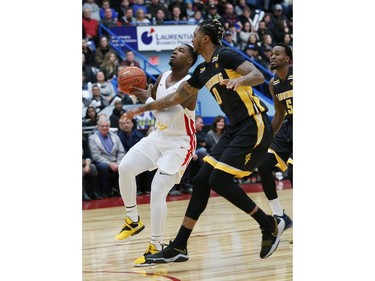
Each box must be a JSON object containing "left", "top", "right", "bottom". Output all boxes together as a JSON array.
[
  {"left": 118, "top": 117, "right": 144, "bottom": 152},
  {"left": 119, "top": 7, "right": 136, "bottom": 26},
  {"left": 148, "top": 0, "right": 171, "bottom": 20},
  {"left": 287, "top": 17, "right": 293, "bottom": 38},
  {"left": 117, "top": 0, "right": 133, "bottom": 20},
  {"left": 100, "top": 8, "right": 120, "bottom": 34},
  {"left": 246, "top": 32, "right": 260, "bottom": 50},
  {"left": 110, "top": 100, "right": 125, "bottom": 129},
  {"left": 257, "top": 46, "right": 272, "bottom": 76},
  {"left": 204, "top": 4, "right": 225, "bottom": 26},
  {"left": 206, "top": 115, "right": 226, "bottom": 151},
  {"left": 94, "top": 35, "right": 115, "bottom": 68},
  {"left": 270, "top": 4, "right": 287, "bottom": 27},
  {"left": 268, "top": 17, "right": 288, "bottom": 44},
  {"left": 88, "top": 84, "right": 110, "bottom": 111},
  {"left": 170, "top": 6, "right": 185, "bottom": 22},
  {"left": 188, "top": 10, "right": 204, "bottom": 24},
  {"left": 155, "top": 9, "right": 166, "bottom": 25},
  {"left": 216, "top": 0, "right": 228, "bottom": 16},
  {"left": 238, "top": 6, "right": 254, "bottom": 30},
  {"left": 82, "top": 7, "right": 99, "bottom": 45},
  {"left": 184, "top": 0, "right": 195, "bottom": 20},
  {"left": 283, "top": 33, "right": 293, "bottom": 48},
  {"left": 238, "top": 21, "right": 253, "bottom": 49},
  {"left": 257, "top": 20, "right": 271, "bottom": 41},
  {"left": 263, "top": 12, "right": 272, "bottom": 28},
  {"left": 83, "top": 133, "right": 101, "bottom": 201},
  {"left": 234, "top": 0, "right": 247, "bottom": 16},
  {"left": 222, "top": 3, "right": 242, "bottom": 31},
  {"left": 118, "top": 117, "right": 150, "bottom": 195},
  {"left": 82, "top": 53, "right": 96, "bottom": 85},
  {"left": 83, "top": 72, "right": 91, "bottom": 106},
  {"left": 83, "top": 0, "right": 101, "bottom": 22},
  {"left": 259, "top": 33, "right": 273, "bottom": 59},
  {"left": 135, "top": 8, "right": 151, "bottom": 25},
  {"left": 121, "top": 50, "right": 141, "bottom": 68},
  {"left": 243, "top": 43, "right": 260, "bottom": 61},
  {"left": 100, "top": 52, "right": 120, "bottom": 80},
  {"left": 89, "top": 117, "right": 125, "bottom": 198},
  {"left": 111, "top": 89, "right": 135, "bottom": 105},
  {"left": 93, "top": 71, "right": 116, "bottom": 103},
  {"left": 223, "top": 30, "right": 236, "bottom": 47},
  {"left": 83, "top": 106, "right": 99, "bottom": 128},
  {"left": 168, "top": 0, "right": 187, "bottom": 19},
  {"left": 132, "top": 0, "right": 148, "bottom": 18},
  {"left": 82, "top": 38, "right": 96, "bottom": 67},
  {"left": 100, "top": 0, "right": 118, "bottom": 20}
]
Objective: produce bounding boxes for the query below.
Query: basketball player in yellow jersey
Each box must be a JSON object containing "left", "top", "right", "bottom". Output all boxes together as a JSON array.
[
  {"left": 257, "top": 43, "right": 293, "bottom": 231},
  {"left": 126, "top": 19, "right": 286, "bottom": 261}
]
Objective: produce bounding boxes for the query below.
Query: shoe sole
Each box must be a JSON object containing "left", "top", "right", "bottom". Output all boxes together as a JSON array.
[
  {"left": 261, "top": 219, "right": 285, "bottom": 259},
  {"left": 115, "top": 225, "right": 145, "bottom": 240},
  {"left": 146, "top": 254, "right": 189, "bottom": 263},
  {"left": 133, "top": 262, "right": 154, "bottom": 267}
]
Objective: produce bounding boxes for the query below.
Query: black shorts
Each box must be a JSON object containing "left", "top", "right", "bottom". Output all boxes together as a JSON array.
[
  {"left": 269, "top": 117, "right": 293, "bottom": 171},
  {"left": 203, "top": 112, "right": 273, "bottom": 178}
]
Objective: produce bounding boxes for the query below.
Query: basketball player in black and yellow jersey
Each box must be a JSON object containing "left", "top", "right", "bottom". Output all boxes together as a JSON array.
[
  {"left": 257, "top": 43, "right": 293, "bottom": 231},
  {"left": 125, "top": 19, "right": 286, "bottom": 260}
]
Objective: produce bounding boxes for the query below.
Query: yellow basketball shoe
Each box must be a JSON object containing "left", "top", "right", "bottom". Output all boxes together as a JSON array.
[
  {"left": 114, "top": 216, "right": 145, "bottom": 240},
  {"left": 133, "top": 243, "right": 160, "bottom": 267}
]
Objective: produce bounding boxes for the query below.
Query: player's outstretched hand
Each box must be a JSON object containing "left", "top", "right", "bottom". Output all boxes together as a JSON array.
[{"left": 130, "top": 84, "right": 153, "bottom": 103}]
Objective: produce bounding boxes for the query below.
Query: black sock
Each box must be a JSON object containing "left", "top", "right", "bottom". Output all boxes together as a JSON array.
[
  {"left": 251, "top": 208, "right": 273, "bottom": 228},
  {"left": 171, "top": 225, "right": 192, "bottom": 248}
]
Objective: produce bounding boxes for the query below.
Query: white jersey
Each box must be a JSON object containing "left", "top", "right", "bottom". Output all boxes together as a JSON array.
[{"left": 147, "top": 70, "right": 195, "bottom": 136}]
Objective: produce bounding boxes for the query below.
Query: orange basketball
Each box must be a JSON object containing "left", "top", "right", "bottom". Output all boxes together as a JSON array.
[{"left": 118, "top": 66, "right": 147, "bottom": 94}]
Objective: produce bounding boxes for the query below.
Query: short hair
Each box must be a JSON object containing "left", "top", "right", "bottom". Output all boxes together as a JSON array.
[
  {"left": 274, "top": 43, "right": 293, "bottom": 62},
  {"left": 97, "top": 116, "right": 110, "bottom": 126},
  {"left": 182, "top": 44, "right": 198, "bottom": 66}
]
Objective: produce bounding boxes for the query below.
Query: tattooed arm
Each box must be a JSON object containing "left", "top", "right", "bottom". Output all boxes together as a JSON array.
[{"left": 122, "top": 81, "right": 199, "bottom": 120}]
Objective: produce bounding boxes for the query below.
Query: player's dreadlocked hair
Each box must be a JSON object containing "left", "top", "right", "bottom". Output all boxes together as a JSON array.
[{"left": 197, "top": 19, "right": 224, "bottom": 45}]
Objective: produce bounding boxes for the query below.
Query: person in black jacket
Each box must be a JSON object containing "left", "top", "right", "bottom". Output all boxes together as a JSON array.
[{"left": 82, "top": 134, "right": 101, "bottom": 200}]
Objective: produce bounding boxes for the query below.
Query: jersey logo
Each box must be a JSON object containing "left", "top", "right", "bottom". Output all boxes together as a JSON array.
[
  {"left": 200, "top": 67, "right": 206, "bottom": 73},
  {"left": 212, "top": 55, "right": 219, "bottom": 63},
  {"left": 244, "top": 153, "right": 252, "bottom": 165}
]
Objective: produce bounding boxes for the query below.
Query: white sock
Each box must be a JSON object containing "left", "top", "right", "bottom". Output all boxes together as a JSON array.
[
  {"left": 269, "top": 198, "right": 284, "bottom": 216},
  {"left": 126, "top": 206, "right": 139, "bottom": 222},
  {"left": 151, "top": 235, "right": 163, "bottom": 251}
]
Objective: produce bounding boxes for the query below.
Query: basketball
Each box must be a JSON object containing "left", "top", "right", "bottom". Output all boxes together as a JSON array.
[{"left": 118, "top": 66, "right": 147, "bottom": 94}]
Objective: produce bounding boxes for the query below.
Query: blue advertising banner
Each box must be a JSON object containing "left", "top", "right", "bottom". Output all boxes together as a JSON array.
[{"left": 110, "top": 26, "right": 138, "bottom": 51}]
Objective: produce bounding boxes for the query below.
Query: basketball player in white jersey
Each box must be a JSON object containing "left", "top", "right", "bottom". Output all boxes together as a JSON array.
[{"left": 114, "top": 44, "right": 198, "bottom": 266}]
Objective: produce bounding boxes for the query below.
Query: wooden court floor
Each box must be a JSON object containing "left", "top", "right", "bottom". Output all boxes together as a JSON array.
[{"left": 83, "top": 184, "right": 293, "bottom": 281}]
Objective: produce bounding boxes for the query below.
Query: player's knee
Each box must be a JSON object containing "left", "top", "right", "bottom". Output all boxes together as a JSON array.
[
  {"left": 209, "top": 169, "right": 233, "bottom": 193},
  {"left": 192, "top": 172, "right": 209, "bottom": 192},
  {"left": 258, "top": 155, "right": 276, "bottom": 173},
  {"left": 119, "top": 156, "right": 136, "bottom": 176}
]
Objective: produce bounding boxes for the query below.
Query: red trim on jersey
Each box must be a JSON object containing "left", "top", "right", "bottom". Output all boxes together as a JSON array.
[{"left": 181, "top": 114, "right": 197, "bottom": 167}]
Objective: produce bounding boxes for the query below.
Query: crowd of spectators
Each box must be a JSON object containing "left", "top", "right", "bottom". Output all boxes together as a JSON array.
[{"left": 82, "top": 0, "right": 293, "bottom": 201}]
